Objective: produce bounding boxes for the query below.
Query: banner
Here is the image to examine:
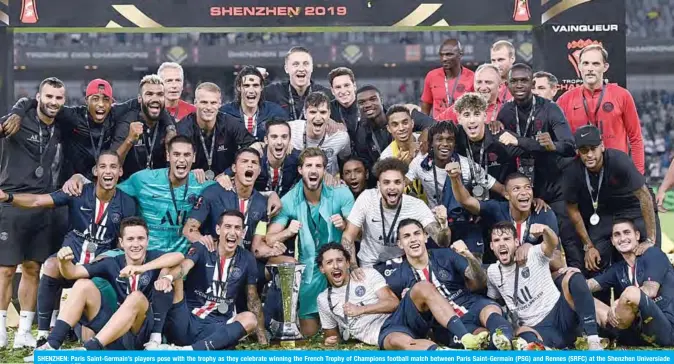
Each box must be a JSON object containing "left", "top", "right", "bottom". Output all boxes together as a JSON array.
[
  {"left": 13, "top": 43, "right": 493, "bottom": 68},
  {"left": 533, "top": 0, "right": 627, "bottom": 91},
  {"left": 8, "top": 0, "right": 535, "bottom": 28},
  {"left": 627, "top": 38, "right": 674, "bottom": 63}
]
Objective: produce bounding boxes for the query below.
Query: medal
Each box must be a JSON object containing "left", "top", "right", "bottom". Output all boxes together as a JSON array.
[
  {"left": 472, "top": 185, "right": 485, "bottom": 198},
  {"left": 217, "top": 301, "right": 229, "bottom": 314},
  {"left": 205, "top": 170, "right": 215, "bottom": 181},
  {"left": 590, "top": 214, "right": 600, "bottom": 226},
  {"left": 86, "top": 241, "right": 98, "bottom": 253},
  {"left": 343, "top": 329, "right": 350, "bottom": 341},
  {"left": 35, "top": 166, "right": 44, "bottom": 178}
]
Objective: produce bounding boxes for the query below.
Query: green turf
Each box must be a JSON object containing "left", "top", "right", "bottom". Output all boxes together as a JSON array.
[{"left": 660, "top": 212, "right": 674, "bottom": 241}]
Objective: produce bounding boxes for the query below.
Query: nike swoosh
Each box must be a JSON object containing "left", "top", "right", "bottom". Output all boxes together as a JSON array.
[
  {"left": 152, "top": 195, "right": 161, "bottom": 199},
  {"left": 115, "top": 278, "right": 126, "bottom": 283},
  {"left": 371, "top": 218, "right": 381, "bottom": 223},
  {"left": 581, "top": 133, "right": 590, "bottom": 137},
  {"left": 477, "top": 242, "right": 484, "bottom": 246},
  {"left": 80, "top": 207, "right": 92, "bottom": 211},
  {"left": 573, "top": 106, "right": 582, "bottom": 110},
  {"left": 205, "top": 263, "right": 215, "bottom": 267}
]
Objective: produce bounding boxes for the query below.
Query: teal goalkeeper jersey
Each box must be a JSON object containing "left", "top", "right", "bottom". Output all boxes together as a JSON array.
[{"left": 118, "top": 168, "right": 215, "bottom": 253}]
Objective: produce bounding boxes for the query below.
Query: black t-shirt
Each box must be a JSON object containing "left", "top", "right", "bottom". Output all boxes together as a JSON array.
[
  {"left": 0, "top": 109, "right": 61, "bottom": 193},
  {"left": 331, "top": 99, "right": 359, "bottom": 140},
  {"left": 263, "top": 80, "right": 332, "bottom": 120},
  {"left": 564, "top": 148, "right": 645, "bottom": 222},
  {"left": 176, "top": 112, "right": 256, "bottom": 175}
]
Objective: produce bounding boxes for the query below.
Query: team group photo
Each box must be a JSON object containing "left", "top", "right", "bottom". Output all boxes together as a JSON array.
[{"left": 0, "top": 0, "right": 674, "bottom": 362}]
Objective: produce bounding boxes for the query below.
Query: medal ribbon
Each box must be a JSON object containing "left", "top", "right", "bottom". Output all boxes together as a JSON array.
[{"left": 584, "top": 167, "right": 604, "bottom": 218}]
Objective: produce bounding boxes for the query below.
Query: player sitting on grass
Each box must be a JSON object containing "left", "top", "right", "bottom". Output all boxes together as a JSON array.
[
  {"left": 149, "top": 210, "right": 266, "bottom": 350},
  {"left": 584, "top": 219, "right": 674, "bottom": 347},
  {"left": 26, "top": 217, "right": 183, "bottom": 359}
]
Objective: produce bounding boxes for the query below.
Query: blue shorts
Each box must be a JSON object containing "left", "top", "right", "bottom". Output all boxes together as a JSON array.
[
  {"left": 533, "top": 295, "right": 578, "bottom": 349},
  {"left": 631, "top": 291, "right": 674, "bottom": 347},
  {"left": 378, "top": 293, "right": 432, "bottom": 349},
  {"left": 432, "top": 297, "right": 497, "bottom": 347},
  {"left": 165, "top": 299, "right": 241, "bottom": 349},
  {"left": 450, "top": 221, "right": 485, "bottom": 255},
  {"left": 79, "top": 292, "right": 153, "bottom": 350}
]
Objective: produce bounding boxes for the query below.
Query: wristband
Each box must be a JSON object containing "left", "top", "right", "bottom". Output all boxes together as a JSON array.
[
  {"left": 5, "top": 193, "right": 13, "bottom": 203},
  {"left": 162, "top": 274, "right": 174, "bottom": 283}
]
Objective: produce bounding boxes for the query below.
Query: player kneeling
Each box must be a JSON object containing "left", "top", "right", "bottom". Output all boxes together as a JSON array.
[
  {"left": 148, "top": 210, "right": 267, "bottom": 350},
  {"left": 26, "top": 217, "right": 183, "bottom": 360}
]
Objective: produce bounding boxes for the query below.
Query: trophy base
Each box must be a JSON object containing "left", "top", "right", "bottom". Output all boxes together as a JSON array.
[
  {"left": 269, "top": 319, "right": 304, "bottom": 341},
  {"left": 280, "top": 341, "right": 296, "bottom": 349}
]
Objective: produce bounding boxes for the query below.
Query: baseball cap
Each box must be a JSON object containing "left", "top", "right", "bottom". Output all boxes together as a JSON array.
[
  {"left": 574, "top": 125, "right": 602, "bottom": 148},
  {"left": 85, "top": 79, "right": 114, "bottom": 100}
]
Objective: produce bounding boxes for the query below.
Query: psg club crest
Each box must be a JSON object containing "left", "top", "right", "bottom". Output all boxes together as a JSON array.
[
  {"left": 521, "top": 267, "right": 530, "bottom": 279},
  {"left": 438, "top": 269, "right": 450, "bottom": 280},
  {"left": 355, "top": 285, "right": 366, "bottom": 297},
  {"left": 603, "top": 102, "right": 614, "bottom": 112}
]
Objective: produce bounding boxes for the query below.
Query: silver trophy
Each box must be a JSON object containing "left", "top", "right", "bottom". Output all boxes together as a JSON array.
[{"left": 268, "top": 263, "right": 306, "bottom": 345}]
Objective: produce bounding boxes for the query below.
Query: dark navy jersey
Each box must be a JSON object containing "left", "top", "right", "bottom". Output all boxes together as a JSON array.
[
  {"left": 50, "top": 184, "right": 137, "bottom": 260},
  {"left": 385, "top": 249, "right": 474, "bottom": 308},
  {"left": 373, "top": 257, "right": 404, "bottom": 280},
  {"left": 594, "top": 247, "right": 674, "bottom": 313},
  {"left": 478, "top": 200, "right": 559, "bottom": 246},
  {"left": 189, "top": 184, "right": 267, "bottom": 251},
  {"left": 255, "top": 149, "right": 301, "bottom": 197},
  {"left": 83, "top": 250, "right": 164, "bottom": 306},
  {"left": 184, "top": 243, "right": 258, "bottom": 323}
]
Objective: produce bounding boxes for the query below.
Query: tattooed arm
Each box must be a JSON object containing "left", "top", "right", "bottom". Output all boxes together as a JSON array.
[
  {"left": 168, "top": 258, "right": 195, "bottom": 281},
  {"left": 247, "top": 284, "right": 268, "bottom": 345},
  {"left": 641, "top": 281, "right": 661, "bottom": 299},
  {"left": 634, "top": 185, "right": 657, "bottom": 242},
  {"left": 586, "top": 278, "right": 602, "bottom": 293},
  {"left": 183, "top": 218, "right": 204, "bottom": 243},
  {"left": 424, "top": 222, "right": 451, "bottom": 248},
  {"left": 461, "top": 251, "right": 487, "bottom": 291},
  {"left": 341, "top": 222, "right": 362, "bottom": 269}
]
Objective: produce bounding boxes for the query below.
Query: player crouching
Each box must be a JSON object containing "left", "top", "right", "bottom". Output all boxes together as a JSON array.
[{"left": 25, "top": 217, "right": 183, "bottom": 360}]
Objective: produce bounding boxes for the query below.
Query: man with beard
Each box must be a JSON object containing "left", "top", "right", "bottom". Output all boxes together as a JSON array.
[
  {"left": 0, "top": 151, "right": 136, "bottom": 345},
  {"left": 25, "top": 217, "right": 184, "bottom": 356},
  {"left": 532, "top": 72, "right": 559, "bottom": 101},
  {"left": 385, "top": 219, "right": 522, "bottom": 350},
  {"left": 565, "top": 126, "right": 659, "bottom": 276},
  {"left": 437, "top": 64, "right": 505, "bottom": 125},
  {"left": 177, "top": 82, "right": 261, "bottom": 178},
  {"left": 490, "top": 40, "right": 515, "bottom": 102},
  {"left": 408, "top": 122, "right": 504, "bottom": 260},
  {"left": 353, "top": 86, "right": 435, "bottom": 172},
  {"left": 115, "top": 74, "right": 177, "bottom": 178},
  {"left": 266, "top": 148, "right": 354, "bottom": 337},
  {"left": 7, "top": 79, "right": 140, "bottom": 184},
  {"left": 0, "top": 77, "right": 65, "bottom": 348},
  {"left": 64, "top": 136, "right": 216, "bottom": 254},
  {"left": 150, "top": 210, "right": 266, "bottom": 350},
  {"left": 158, "top": 62, "right": 196, "bottom": 122},
  {"left": 421, "top": 39, "right": 475, "bottom": 118},
  {"left": 341, "top": 158, "right": 449, "bottom": 270},
  {"left": 341, "top": 157, "right": 370, "bottom": 199},
  {"left": 486, "top": 221, "right": 604, "bottom": 350},
  {"left": 557, "top": 45, "right": 644, "bottom": 173},
  {"left": 585, "top": 219, "right": 674, "bottom": 347},
  {"left": 496, "top": 63, "right": 578, "bottom": 268},
  {"left": 329, "top": 67, "right": 359, "bottom": 137},
  {"left": 449, "top": 169, "right": 562, "bottom": 268},
  {"left": 289, "top": 92, "right": 350, "bottom": 176},
  {"left": 264, "top": 47, "right": 332, "bottom": 121},
  {"left": 220, "top": 66, "right": 287, "bottom": 141}
]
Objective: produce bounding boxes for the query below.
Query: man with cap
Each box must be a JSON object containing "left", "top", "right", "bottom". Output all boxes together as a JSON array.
[
  {"left": 8, "top": 79, "right": 142, "bottom": 184},
  {"left": 564, "top": 125, "right": 659, "bottom": 277}
]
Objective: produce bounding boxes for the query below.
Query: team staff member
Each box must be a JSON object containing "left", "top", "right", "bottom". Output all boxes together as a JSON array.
[
  {"left": 557, "top": 44, "right": 645, "bottom": 174},
  {"left": 490, "top": 40, "right": 515, "bottom": 102},
  {"left": 177, "top": 82, "right": 261, "bottom": 178},
  {"left": 0, "top": 77, "right": 66, "bottom": 349},
  {"left": 421, "top": 39, "right": 475, "bottom": 118},
  {"left": 264, "top": 47, "right": 332, "bottom": 120},
  {"left": 496, "top": 64, "right": 579, "bottom": 268},
  {"left": 114, "top": 75, "right": 177, "bottom": 178},
  {"left": 329, "top": 67, "right": 359, "bottom": 137},
  {"left": 158, "top": 62, "right": 196, "bottom": 122},
  {"left": 565, "top": 126, "right": 659, "bottom": 275},
  {"left": 436, "top": 64, "right": 504, "bottom": 125},
  {"left": 533, "top": 71, "right": 559, "bottom": 101},
  {"left": 352, "top": 86, "right": 435, "bottom": 172},
  {"left": 220, "top": 66, "right": 287, "bottom": 141}
]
